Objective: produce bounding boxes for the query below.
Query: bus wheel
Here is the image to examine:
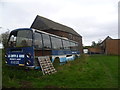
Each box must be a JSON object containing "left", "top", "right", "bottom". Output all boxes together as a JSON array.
[
  {"left": 53, "top": 57, "right": 60, "bottom": 68},
  {"left": 75, "top": 55, "right": 78, "bottom": 59}
]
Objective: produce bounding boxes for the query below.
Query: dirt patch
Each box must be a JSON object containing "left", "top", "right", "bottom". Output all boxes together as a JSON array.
[{"left": 19, "top": 81, "right": 33, "bottom": 88}]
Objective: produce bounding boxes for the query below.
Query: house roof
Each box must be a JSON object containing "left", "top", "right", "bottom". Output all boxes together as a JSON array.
[
  {"left": 100, "top": 36, "right": 112, "bottom": 45},
  {"left": 30, "top": 15, "right": 81, "bottom": 37}
]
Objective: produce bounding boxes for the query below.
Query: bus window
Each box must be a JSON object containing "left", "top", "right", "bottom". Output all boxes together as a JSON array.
[
  {"left": 75, "top": 43, "right": 78, "bottom": 51},
  {"left": 8, "top": 35, "right": 16, "bottom": 47},
  {"left": 34, "top": 32, "right": 42, "bottom": 49},
  {"left": 9, "top": 35, "right": 16, "bottom": 42},
  {"left": 16, "top": 30, "right": 32, "bottom": 47},
  {"left": 42, "top": 34, "right": 51, "bottom": 49},
  {"left": 70, "top": 42, "right": 76, "bottom": 50},
  {"left": 51, "top": 36, "right": 63, "bottom": 49},
  {"left": 62, "top": 40, "right": 70, "bottom": 50}
]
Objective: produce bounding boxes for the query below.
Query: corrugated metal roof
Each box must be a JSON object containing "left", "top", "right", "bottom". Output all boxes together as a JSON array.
[{"left": 31, "top": 15, "right": 81, "bottom": 37}]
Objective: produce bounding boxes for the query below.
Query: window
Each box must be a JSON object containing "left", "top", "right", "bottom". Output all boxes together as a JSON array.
[
  {"left": 75, "top": 43, "right": 78, "bottom": 51},
  {"left": 51, "top": 36, "right": 63, "bottom": 49},
  {"left": 42, "top": 34, "right": 51, "bottom": 49},
  {"left": 62, "top": 40, "right": 70, "bottom": 50},
  {"left": 16, "top": 30, "right": 32, "bottom": 47},
  {"left": 69, "top": 41, "right": 78, "bottom": 50},
  {"left": 34, "top": 32, "right": 42, "bottom": 49},
  {"left": 8, "top": 35, "right": 17, "bottom": 47},
  {"left": 69, "top": 42, "right": 75, "bottom": 50}
]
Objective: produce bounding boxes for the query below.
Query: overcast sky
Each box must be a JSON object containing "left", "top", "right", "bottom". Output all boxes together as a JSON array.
[{"left": 0, "top": 0, "right": 118, "bottom": 46}]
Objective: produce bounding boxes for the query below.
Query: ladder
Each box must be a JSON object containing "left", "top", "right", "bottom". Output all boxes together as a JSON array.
[{"left": 38, "top": 56, "right": 57, "bottom": 75}]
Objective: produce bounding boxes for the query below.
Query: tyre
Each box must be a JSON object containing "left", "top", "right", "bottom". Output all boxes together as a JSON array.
[{"left": 53, "top": 57, "right": 60, "bottom": 68}]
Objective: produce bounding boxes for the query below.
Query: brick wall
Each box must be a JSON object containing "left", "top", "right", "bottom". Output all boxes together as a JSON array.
[
  {"left": 106, "top": 39, "right": 120, "bottom": 55},
  {"left": 88, "top": 47, "right": 102, "bottom": 54}
]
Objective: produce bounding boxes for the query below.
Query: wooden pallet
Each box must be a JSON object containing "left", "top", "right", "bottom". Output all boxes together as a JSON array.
[{"left": 38, "top": 56, "right": 57, "bottom": 75}]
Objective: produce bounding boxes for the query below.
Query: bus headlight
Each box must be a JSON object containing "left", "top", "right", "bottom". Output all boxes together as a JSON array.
[
  {"left": 26, "top": 53, "right": 31, "bottom": 58},
  {"left": 5, "top": 54, "right": 7, "bottom": 58},
  {"left": 5, "top": 61, "right": 7, "bottom": 64},
  {"left": 25, "top": 60, "right": 31, "bottom": 65}
]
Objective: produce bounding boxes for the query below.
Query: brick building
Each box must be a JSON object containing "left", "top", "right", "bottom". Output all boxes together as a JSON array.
[
  {"left": 31, "top": 15, "right": 83, "bottom": 53},
  {"left": 88, "top": 36, "right": 120, "bottom": 55},
  {"left": 100, "top": 36, "right": 120, "bottom": 55}
]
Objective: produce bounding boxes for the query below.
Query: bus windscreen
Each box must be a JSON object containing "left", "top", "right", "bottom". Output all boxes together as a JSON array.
[{"left": 8, "top": 30, "right": 33, "bottom": 47}]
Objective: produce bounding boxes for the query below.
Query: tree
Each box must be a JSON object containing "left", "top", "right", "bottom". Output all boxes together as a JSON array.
[
  {"left": 1, "top": 30, "right": 10, "bottom": 48},
  {"left": 97, "top": 39, "right": 102, "bottom": 45},
  {"left": 91, "top": 39, "right": 102, "bottom": 47},
  {"left": 0, "top": 34, "right": 2, "bottom": 43},
  {"left": 91, "top": 41, "right": 97, "bottom": 47}
]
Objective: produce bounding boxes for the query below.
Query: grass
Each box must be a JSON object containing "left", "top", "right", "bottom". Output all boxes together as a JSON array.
[{"left": 2, "top": 51, "right": 119, "bottom": 88}]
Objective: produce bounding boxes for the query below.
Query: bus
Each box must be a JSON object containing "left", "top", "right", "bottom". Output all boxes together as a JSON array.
[{"left": 5, "top": 28, "right": 80, "bottom": 69}]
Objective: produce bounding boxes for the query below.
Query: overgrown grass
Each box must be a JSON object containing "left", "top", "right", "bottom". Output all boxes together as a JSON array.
[{"left": 2, "top": 52, "right": 119, "bottom": 88}]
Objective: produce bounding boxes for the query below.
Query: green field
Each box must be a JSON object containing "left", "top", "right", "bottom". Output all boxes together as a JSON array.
[{"left": 2, "top": 53, "right": 119, "bottom": 88}]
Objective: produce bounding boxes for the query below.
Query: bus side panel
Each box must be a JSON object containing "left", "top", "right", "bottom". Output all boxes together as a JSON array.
[{"left": 52, "top": 50, "right": 80, "bottom": 62}]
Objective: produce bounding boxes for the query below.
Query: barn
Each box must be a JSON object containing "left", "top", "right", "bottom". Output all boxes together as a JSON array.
[{"left": 31, "top": 15, "right": 83, "bottom": 53}]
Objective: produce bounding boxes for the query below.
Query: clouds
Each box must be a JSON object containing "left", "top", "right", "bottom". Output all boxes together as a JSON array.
[{"left": 0, "top": 0, "right": 118, "bottom": 45}]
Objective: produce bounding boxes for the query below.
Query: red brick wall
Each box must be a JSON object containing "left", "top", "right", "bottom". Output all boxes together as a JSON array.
[
  {"left": 106, "top": 39, "right": 120, "bottom": 55},
  {"left": 88, "top": 47, "right": 102, "bottom": 53}
]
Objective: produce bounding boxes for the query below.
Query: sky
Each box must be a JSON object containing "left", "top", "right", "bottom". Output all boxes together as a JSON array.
[{"left": 0, "top": 0, "right": 119, "bottom": 46}]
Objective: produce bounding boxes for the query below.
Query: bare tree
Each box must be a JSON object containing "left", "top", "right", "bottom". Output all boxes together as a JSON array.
[
  {"left": 0, "top": 34, "right": 2, "bottom": 43},
  {"left": 0, "top": 27, "right": 2, "bottom": 43},
  {"left": 1, "top": 30, "right": 10, "bottom": 48}
]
